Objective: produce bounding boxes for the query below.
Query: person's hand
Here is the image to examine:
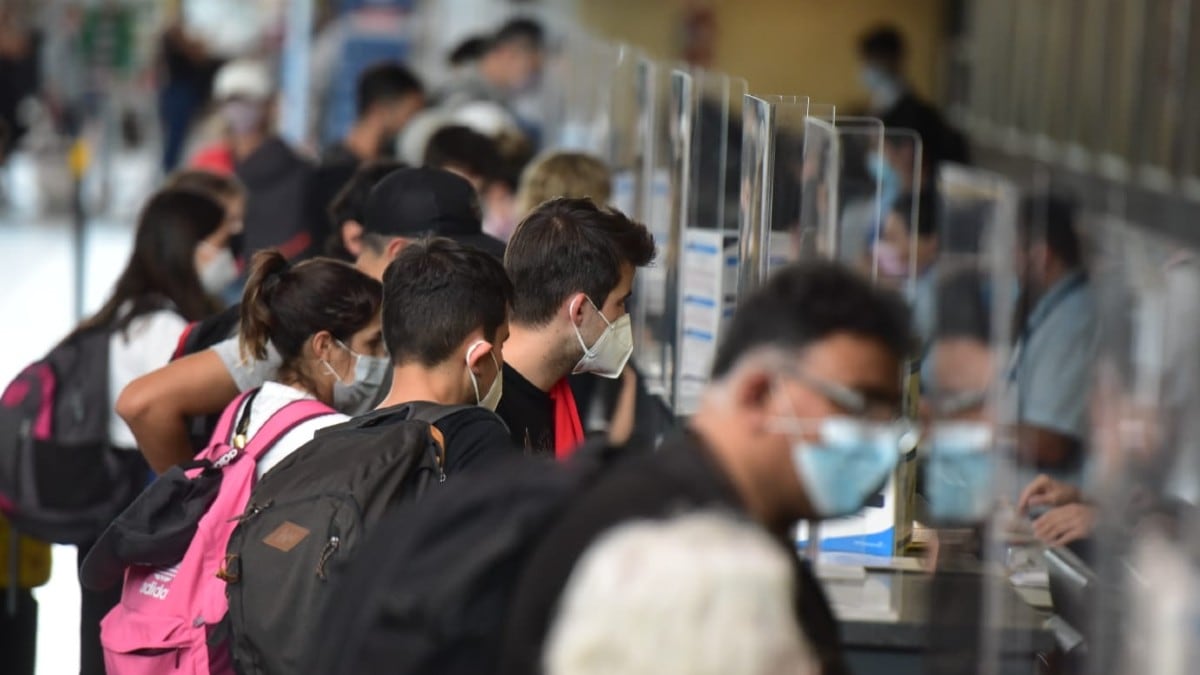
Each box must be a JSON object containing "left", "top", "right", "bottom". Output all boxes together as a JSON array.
[
  {"left": 1032, "top": 504, "right": 1097, "bottom": 547},
  {"left": 1018, "top": 474, "right": 1082, "bottom": 514}
]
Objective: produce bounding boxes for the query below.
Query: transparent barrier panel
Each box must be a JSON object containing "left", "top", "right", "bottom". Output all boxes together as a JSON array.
[
  {"left": 630, "top": 58, "right": 675, "bottom": 401},
  {"left": 672, "top": 70, "right": 747, "bottom": 416},
  {"left": 922, "top": 164, "right": 1022, "bottom": 673},
  {"left": 1086, "top": 216, "right": 1200, "bottom": 675}
]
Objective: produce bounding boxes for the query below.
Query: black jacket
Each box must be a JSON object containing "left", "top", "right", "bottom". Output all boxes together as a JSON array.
[{"left": 497, "top": 432, "right": 850, "bottom": 675}]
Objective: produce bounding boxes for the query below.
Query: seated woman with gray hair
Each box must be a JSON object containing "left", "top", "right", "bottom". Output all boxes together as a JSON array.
[{"left": 543, "top": 512, "right": 817, "bottom": 675}]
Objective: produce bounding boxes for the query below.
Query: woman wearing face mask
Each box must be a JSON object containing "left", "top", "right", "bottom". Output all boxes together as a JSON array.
[
  {"left": 226, "top": 249, "right": 386, "bottom": 479},
  {"left": 72, "top": 187, "right": 226, "bottom": 675}
]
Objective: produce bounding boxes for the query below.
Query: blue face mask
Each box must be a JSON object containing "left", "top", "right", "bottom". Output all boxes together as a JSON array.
[
  {"left": 784, "top": 417, "right": 906, "bottom": 518},
  {"left": 865, "top": 151, "right": 901, "bottom": 211},
  {"left": 924, "top": 422, "right": 995, "bottom": 523}
]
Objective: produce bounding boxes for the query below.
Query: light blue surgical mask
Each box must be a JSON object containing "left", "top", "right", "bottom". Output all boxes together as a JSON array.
[
  {"left": 924, "top": 422, "right": 995, "bottom": 523},
  {"left": 865, "top": 151, "right": 901, "bottom": 211},
  {"left": 860, "top": 66, "right": 903, "bottom": 111},
  {"left": 774, "top": 416, "right": 907, "bottom": 518}
]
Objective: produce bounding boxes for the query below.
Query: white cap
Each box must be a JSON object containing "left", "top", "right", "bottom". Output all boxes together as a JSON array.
[{"left": 213, "top": 59, "right": 274, "bottom": 101}]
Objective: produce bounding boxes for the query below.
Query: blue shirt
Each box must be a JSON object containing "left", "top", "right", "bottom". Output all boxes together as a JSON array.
[{"left": 1009, "top": 271, "right": 1096, "bottom": 484}]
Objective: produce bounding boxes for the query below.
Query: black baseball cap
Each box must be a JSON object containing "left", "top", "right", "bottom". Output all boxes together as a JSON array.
[{"left": 363, "top": 166, "right": 506, "bottom": 259}]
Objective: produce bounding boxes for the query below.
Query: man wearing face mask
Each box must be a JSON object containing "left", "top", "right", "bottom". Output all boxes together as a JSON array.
[
  {"left": 117, "top": 168, "right": 508, "bottom": 471},
  {"left": 297, "top": 236, "right": 517, "bottom": 482},
  {"left": 496, "top": 197, "right": 655, "bottom": 458},
  {"left": 499, "top": 261, "right": 915, "bottom": 675},
  {"left": 193, "top": 58, "right": 317, "bottom": 262},
  {"left": 857, "top": 26, "right": 969, "bottom": 168}
]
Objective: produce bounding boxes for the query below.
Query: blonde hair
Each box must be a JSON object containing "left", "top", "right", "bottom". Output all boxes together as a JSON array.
[
  {"left": 516, "top": 152, "right": 612, "bottom": 216},
  {"left": 544, "top": 512, "right": 818, "bottom": 675}
]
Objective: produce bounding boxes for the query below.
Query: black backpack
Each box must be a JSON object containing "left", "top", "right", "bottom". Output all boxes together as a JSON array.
[
  {"left": 302, "top": 443, "right": 621, "bottom": 675},
  {"left": 172, "top": 305, "right": 242, "bottom": 454},
  {"left": 0, "top": 326, "right": 140, "bottom": 544},
  {"left": 222, "top": 402, "right": 482, "bottom": 675}
]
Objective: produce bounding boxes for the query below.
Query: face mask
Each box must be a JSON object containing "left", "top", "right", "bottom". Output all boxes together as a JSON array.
[
  {"left": 865, "top": 151, "right": 901, "bottom": 210},
  {"left": 221, "top": 100, "right": 266, "bottom": 136},
  {"left": 323, "top": 340, "right": 390, "bottom": 416},
  {"left": 860, "top": 66, "right": 902, "bottom": 111},
  {"left": 924, "top": 422, "right": 995, "bottom": 523},
  {"left": 198, "top": 243, "right": 238, "bottom": 294},
  {"left": 776, "top": 416, "right": 905, "bottom": 518},
  {"left": 466, "top": 340, "right": 502, "bottom": 411},
  {"left": 571, "top": 297, "right": 633, "bottom": 379}
]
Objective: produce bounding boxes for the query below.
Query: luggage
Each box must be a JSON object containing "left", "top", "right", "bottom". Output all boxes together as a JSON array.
[
  {"left": 0, "top": 327, "right": 130, "bottom": 544},
  {"left": 223, "top": 402, "right": 474, "bottom": 675},
  {"left": 91, "top": 389, "right": 332, "bottom": 675},
  {"left": 304, "top": 442, "right": 621, "bottom": 675}
]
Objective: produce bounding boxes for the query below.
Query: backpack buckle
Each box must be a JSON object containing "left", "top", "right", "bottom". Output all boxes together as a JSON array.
[{"left": 216, "top": 554, "right": 240, "bottom": 584}]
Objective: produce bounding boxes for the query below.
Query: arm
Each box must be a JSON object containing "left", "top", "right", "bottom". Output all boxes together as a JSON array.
[
  {"left": 1016, "top": 426, "right": 1082, "bottom": 470},
  {"left": 116, "top": 349, "right": 239, "bottom": 473}
]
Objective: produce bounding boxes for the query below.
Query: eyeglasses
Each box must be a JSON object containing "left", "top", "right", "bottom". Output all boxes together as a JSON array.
[
  {"left": 924, "top": 388, "right": 989, "bottom": 417},
  {"left": 782, "top": 369, "right": 904, "bottom": 422}
]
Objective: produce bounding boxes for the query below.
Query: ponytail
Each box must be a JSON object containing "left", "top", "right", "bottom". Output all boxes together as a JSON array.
[{"left": 239, "top": 250, "right": 290, "bottom": 362}]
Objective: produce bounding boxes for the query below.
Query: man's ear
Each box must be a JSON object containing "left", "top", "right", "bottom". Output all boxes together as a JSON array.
[
  {"left": 465, "top": 338, "right": 494, "bottom": 371},
  {"left": 565, "top": 292, "right": 588, "bottom": 326},
  {"left": 385, "top": 236, "right": 408, "bottom": 261},
  {"left": 342, "top": 220, "right": 364, "bottom": 257}
]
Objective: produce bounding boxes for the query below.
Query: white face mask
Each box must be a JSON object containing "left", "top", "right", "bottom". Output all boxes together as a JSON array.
[
  {"left": 570, "top": 297, "right": 633, "bottom": 379},
  {"left": 322, "top": 339, "right": 390, "bottom": 416},
  {"left": 466, "top": 340, "right": 503, "bottom": 411},
  {"left": 198, "top": 243, "right": 238, "bottom": 294}
]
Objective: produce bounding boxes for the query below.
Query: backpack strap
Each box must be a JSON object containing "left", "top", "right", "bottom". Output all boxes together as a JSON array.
[
  {"left": 209, "top": 390, "right": 255, "bottom": 454},
  {"left": 237, "top": 398, "right": 337, "bottom": 463}
]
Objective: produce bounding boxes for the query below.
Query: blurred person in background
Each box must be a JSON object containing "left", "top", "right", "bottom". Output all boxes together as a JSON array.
[
  {"left": 166, "top": 169, "right": 247, "bottom": 293},
  {"left": 447, "top": 34, "right": 489, "bottom": 82},
  {"left": 192, "top": 59, "right": 317, "bottom": 263},
  {"left": 157, "top": 15, "right": 222, "bottom": 172},
  {"left": 0, "top": 6, "right": 37, "bottom": 164},
  {"left": 310, "top": 63, "right": 425, "bottom": 264},
  {"left": 876, "top": 191, "right": 940, "bottom": 344},
  {"left": 544, "top": 513, "right": 818, "bottom": 675},
  {"left": 75, "top": 187, "right": 228, "bottom": 675},
  {"left": 858, "top": 25, "right": 968, "bottom": 168},
  {"left": 1010, "top": 195, "right": 1095, "bottom": 487},
  {"left": 324, "top": 160, "right": 408, "bottom": 262},
  {"left": 436, "top": 18, "right": 545, "bottom": 143},
  {"left": 515, "top": 151, "right": 612, "bottom": 224},
  {"left": 423, "top": 124, "right": 518, "bottom": 242}
]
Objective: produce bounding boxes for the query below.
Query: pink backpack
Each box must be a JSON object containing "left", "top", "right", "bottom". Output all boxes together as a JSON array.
[{"left": 99, "top": 389, "right": 333, "bottom": 675}]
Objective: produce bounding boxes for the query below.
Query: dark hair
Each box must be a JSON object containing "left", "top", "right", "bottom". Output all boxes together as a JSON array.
[
  {"left": 859, "top": 25, "right": 905, "bottom": 64},
  {"left": 77, "top": 188, "right": 224, "bottom": 336},
  {"left": 382, "top": 237, "right": 513, "bottom": 366},
  {"left": 166, "top": 169, "right": 245, "bottom": 202},
  {"left": 356, "top": 62, "right": 424, "bottom": 117},
  {"left": 490, "top": 17, "right": 544, "bottom": 52},
  {"left": 1019, "top": 194, "right": 1082, "bottom": 267},
  {"left": 449, "top": 35, "right": 489, "bottom": 66},
  {"left": 423, "top": 125, "right": 503, "bottom": 184},
  {"left": 712, "top": 261, "right": 914, "bottom": 377},
  {"left": 933, "top": 266, "right": 991, "bottom": 343},
  {"left": 328, "top": 161, "right": 408, "bottom": 228},
  {"left": 505, "top": 198, "right": 656, "bottom": 326},
  {"left": 240, "top": 251, "right": 382, "bottom": 380},
  {"left": 891, "top": 191, "right": 937, "bottom": 238}
]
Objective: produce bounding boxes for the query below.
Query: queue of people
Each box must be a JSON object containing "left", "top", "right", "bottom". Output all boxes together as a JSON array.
[{"left": 0, "top": 14, "right": 1117, "bottom": 675}]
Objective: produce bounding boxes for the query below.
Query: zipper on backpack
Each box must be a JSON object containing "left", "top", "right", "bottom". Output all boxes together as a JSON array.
[
  {"left": 231, "top": 499, "right": 274, "bottom": 524},
  {"left": 316, "top": 535, "right": 340, "bottom": 580}
]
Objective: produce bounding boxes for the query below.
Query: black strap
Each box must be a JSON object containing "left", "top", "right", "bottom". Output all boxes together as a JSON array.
[{"left": 231, "top": 388, "right": 263, "bottom": 449}]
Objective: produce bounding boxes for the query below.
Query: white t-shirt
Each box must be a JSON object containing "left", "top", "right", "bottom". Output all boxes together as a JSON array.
[
  {"left": 212, "top": 335, "right": 283, "bottom": 393},
  {"left": 227, "top": 381, "right": 347, "bottom": 479},
  {"left": 108, "top": 309, "right": 190, "bottom": 449}
]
